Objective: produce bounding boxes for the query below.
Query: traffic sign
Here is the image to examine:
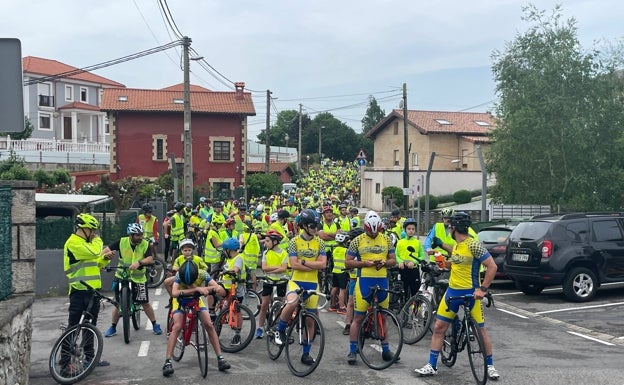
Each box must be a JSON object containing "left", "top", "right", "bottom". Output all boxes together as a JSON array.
[{"left": 356, "top": 149, "right": 367, "bottom": 159}]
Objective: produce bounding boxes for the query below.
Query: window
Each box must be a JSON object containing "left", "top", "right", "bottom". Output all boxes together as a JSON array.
[
  {"left": 104, "top": 116, "right": 110, "bottom": 134},
  {"left": 412, "top": 153, "right": 418, "bottom": 167},
  {"left": 212, "top": 182, "right": 231, "bottom": 200},
  {"left": 475, "top": 121, "right": 490, "bottom": 126},
  {"left": 393, "top": 150, "right": 400, "bottom": 166},
  {"left": 98, "top": 89, "right": 103, "bottom": 106},
  {"left": 39, "top": 113, "right": 52, "bottom": 130},
  {"left": 376, "top": 183, "right": 381, "bottom": 193},
  {"left": 80, "top": 87, "right": 88, "bottom": 103},
  {"left": 393, "top": 121, "right": 399, "bottom": 135},
  {"left": 435, "top": 119, "right": 451, "bottom": 125},
  {"left": 214, "top": 141, "right": 230, "bottom": 160},
  {"left": 38, "top": 83, "right": 54, "bottom": 107},
  {"left": 65, "top": 85, "right": 73, "bottom": 101},
  {"left": 565, "top": 221, "right": 588, "bottom": 243},
  {"left": 210, "top": 136, "right": 235, "bottom": 162},
  {"left": 152, "top": 135, "right": 167, "bottom": 161},
  {"left": 592, "top": 220, "right": 623, "bottom": 242}
]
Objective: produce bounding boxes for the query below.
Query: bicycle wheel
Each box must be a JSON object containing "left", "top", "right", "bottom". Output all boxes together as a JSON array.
[
  {"left": 399, "top": 294, "right": 433, "bottom": 345},
  {"left": 146, "top": 258, "right": 167, "bottom": 288},
  {"left": 358, "top": 309, "right": 403, "bottom": 370},
  {"left": 266, "top": 302, "right": 285, "bottom": 360},
  {"left": 285, "top": 312, "right": 324, "bottom": 377},
  {"left": 172, "top": 328, "right": 185, "bottom": 362},
  {"left": 195, "top": 316, "right": 209, "bottom": 378},
  {"left": 121, "top": 286, "right": 131, "bottom": 344},
  {"left": 215, "top": 303, "right": 256, "bottom": 353},
  {"left": 242, "top": 289, "right": 261, "bottom": 318},
  {"left": 440, "top": 322, "right": 457, "bottom": 367},
  {"left": 466, "top": 317, "right": 487, "bottom": 385},
  {"left": 132, "top": 304, "right": 142, "bottom": 331},
  {"left": 49, "top": 323, "right": 103, "bottom": 385}
]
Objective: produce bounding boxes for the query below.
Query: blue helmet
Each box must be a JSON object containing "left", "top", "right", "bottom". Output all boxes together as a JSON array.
[
  {"left": 222, "top": 237, "right": 240, "bottom": 251},
  {"left": 178, "top": 260, "right": 198, "bottom": 285}
]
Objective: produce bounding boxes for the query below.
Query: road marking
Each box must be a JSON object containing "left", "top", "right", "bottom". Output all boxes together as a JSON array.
[
  {"left": 536, "top": 301, "right": 624, "bottom": 315},
  {"left": 567, "top": 331, "right": 615, "bottom": 346},
  {"left": 336, "top": 320, "right": 346, "bottom": 327},
  {"left": 152, "top": 300, "right": 160, "bottom": 311},
  {"left": 138, "top": 341, "right": 150, "bottom": 356},
  {"left": 497, "top": 308, "right": 528, "bottom": 319},
  {"left": 155, "top": 288, "right": 162, "bottom": 296},
  {"left": 145, "top": 321, "right": 153, "bottom": 331}
]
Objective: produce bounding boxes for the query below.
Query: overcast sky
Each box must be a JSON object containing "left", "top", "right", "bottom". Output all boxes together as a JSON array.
[{"left": 3, "top": 0, "right": 623, "bottom": 140}]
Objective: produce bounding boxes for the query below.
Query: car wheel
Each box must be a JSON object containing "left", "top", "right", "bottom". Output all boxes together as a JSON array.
[
  {"left": 514, "top": 281, "right": 545, "bottom": 295},
  {"left": 562, "top": 267, "right": 597, "bottom": 302}
]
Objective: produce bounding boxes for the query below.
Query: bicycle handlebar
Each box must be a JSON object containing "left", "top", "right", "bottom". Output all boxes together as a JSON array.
[
  {"left": 295, "top": 287, "right": 328, "bottom": 299},
  {"left": 446, "top": 291, "right": 494, "bottom": 310},
  {"left": 105, "top": 264, "right": 145, "bottom": 272},
  {"left": 79, "top": 280, "right": 118, "bottom": 307},
  {"left": 257, "top": 275, "right": 290, "bottom": 284}
]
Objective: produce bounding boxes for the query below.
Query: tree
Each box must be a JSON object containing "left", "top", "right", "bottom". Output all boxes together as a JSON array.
[
  {"left": 361, "top": 95, "right": 385, "bottom": 135},
  {"left": 0, "top": 117, "right": 33, "bottom": 140},
  {"left": 488, "top": 5, "right": 624, "bottom": 211},
  {"left": 257, "top": 110, "right": 312, "bottom": 146},
  {"left": 246, "top": 173, "right": 282, "bottom": 197}
]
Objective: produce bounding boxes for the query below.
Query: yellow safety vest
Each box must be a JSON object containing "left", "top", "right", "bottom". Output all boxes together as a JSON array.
[
  {"left": 170, "top": 213, "right": 185, "bottom": 241},
  {"left": 116, "top": 237, "right": 149, "bottom": 283},
  {"left": 240, "top": 232, "right": 260, "bottom": 269},
  {"left": 332, "top": 245, "right": 347, "bottom": 274},
  {"left": 137, "top": 214, "right": 158, "bottom": 241},
  {"left": 64, "top": 234, "right": 108, "bottom": 293},
  {"left": 203, "top": 229, "right": 221, "bottom": 264}
]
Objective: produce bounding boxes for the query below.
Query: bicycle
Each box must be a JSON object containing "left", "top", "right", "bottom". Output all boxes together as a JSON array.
[
  {"left": 105, "top": 265, "right": 144, "bottom": 344},
  {"left": 166, "top": 292, "right": 209, "bottom": 378},
  {"left": 266, "top": 287, "right": 326, "bottom": 377},
  {"left": 213, "top": 270, "right": 256, "bottom": 353},
  {"left": 241, "top": 266, "right": 262, "bottom": 318},
  {"left": 145, "top": 257, "right": 167, "bottom": 289},
  {"left": 386, "top": 266, "right": 405, "bottom": 314},
  {"left": 398, "top": 259, "right": 449, "bottom": 344},
  {"left": 358, "top": 285, "right": 404, "bottom": 370},
  {"left": 440, "top": 293, "right": 494, "bottom": 385},
  {"left": 49, "top": 281, "right": 117, "bottom": 385},
  {"left": 257, "top": 276, "right": 290, "bottom": 360},
  {"left": 317, "top": 265, "right": 331, "bottom": 309}
]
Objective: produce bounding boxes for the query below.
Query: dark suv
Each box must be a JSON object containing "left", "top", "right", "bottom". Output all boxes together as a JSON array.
[{"left": 503, "top": 212, "right": 624, "bottom": 302}]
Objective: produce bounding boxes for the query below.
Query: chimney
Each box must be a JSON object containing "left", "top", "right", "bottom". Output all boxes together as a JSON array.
[{"left": 235, "top": 82, "right": 245, "bottom": 100}]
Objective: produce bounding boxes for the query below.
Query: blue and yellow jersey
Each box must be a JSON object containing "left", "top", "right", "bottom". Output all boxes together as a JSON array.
[
  {"left": 172, "top": 255, "right": 207, "bottom": 272},
  {"left": 347, "top": 233, "right": 394, "bottom": 278},
  {"left": 448, "top": 237, "right": 490, "bottom": 290},
  {"left": 288, "top": 235, "right": 326, "bottom": 283}
]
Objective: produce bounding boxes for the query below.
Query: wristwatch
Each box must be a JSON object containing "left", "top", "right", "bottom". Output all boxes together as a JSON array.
[{"left": 479, "top": 286, "right": 488, "bottom": 292}]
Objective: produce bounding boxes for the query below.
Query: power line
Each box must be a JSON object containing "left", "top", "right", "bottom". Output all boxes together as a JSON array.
[
  {"left": 158, "top": 0, "right": 184, "bottom": 39},
  {"left": 132, "top": 0, "right": 180, "bottom": 68},
  {"left": 277, "top": 89, "right": 400, "bottom": 102}
]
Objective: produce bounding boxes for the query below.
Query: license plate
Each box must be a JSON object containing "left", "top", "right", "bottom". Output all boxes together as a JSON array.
[{"left": 512, "top": 253, "right": 529, "bottom": 262}]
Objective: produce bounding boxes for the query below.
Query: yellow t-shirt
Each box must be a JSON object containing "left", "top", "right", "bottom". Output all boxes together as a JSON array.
[
  {"left": 288, "top": 235, "right": 326, "bottom": 283},
  {"left": 347, "top": 233, "right": 394, "bottom": 278},
  {"left": 448, "top": 237, "right": 489, "bottom": 290}
]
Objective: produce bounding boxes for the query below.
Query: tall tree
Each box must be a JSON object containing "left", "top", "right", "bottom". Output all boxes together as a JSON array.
[
  {"left": 488, "top": 5, "right": 624, "bottom": 211},
  {"left": 361, "top": 95, "right": 385, "bottom": 135},
  {"left": 257, "top": 110, "right": 311, "bottom": 146}
]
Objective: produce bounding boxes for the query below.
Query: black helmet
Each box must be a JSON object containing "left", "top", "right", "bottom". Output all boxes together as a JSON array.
[
  {"left": 178, "top": 260, "right": 198, "bottom": 285},
  {"left": 403, "top": 217, "right": 418, "bottom": 229},
  {"left": 174, "top": 202, "right": 185, "bottom": 212},
  {"left": 142, "top": 203, "right": 153, "bottom": 213},
  {"left": 348, "top": 227, "right": 365, "bottom": 239},
  {"left": 450, "top": 212, "right": 471, "bottom": 233},
  {"left": 298, "top": 209, "right": 318, "bottom": 226},
  {"left": 277, "top": 209, "right": 290, "bottom": 219}
]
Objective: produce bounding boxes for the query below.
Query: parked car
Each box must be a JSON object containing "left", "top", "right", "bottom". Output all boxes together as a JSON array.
[
  {"left": 504, "top": 212, "right": 624, "bottom": 302},
  {"left": 477, "top": 225, "right": 514, "bottom": 279}
]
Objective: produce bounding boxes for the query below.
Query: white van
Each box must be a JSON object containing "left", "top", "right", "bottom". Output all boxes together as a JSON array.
[{"left": 282, "top": 183, "right": 297, "bottom": 193}]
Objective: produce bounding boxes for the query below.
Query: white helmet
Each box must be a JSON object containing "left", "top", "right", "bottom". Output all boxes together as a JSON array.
[
  {"left": 335, "top": 232, "right": 349, "bottom": 244},
  {"left": 179, "top": 238, "right": 196, "bottom": 249},
  {"left": 364, "top": 210, "right": 383, "bottom": 236},
  {"left": 270, "top": 212, "right": 279, "bottom": 222},
  {"left": 256, "top": 204, "right": 264, "bottom": 212}
]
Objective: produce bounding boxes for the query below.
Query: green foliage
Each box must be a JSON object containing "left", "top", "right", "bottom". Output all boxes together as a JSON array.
[
  {"left": 33, "top": 169, "right": 53, "bottom": 188},
  {"left": 453, "top": 189, "right": 472, "bottom": 204},
  {"left": 52, "top": 169, "right": 70, "bottom": 185},
  {"left": 489, "top": 5, "right": 624, "bottom": 211},
  {"left": 0, "top": 116, "right": 33, "bottom": 140},
  {"left": 361, "top": 96, "right": 385, "bottom": 135},
  {"left": 382, "top": 186, "right": 404, "bottom": 208},
  {"left": 78, "top": 182, "right": 105, "bottom": 195},
  {"left": 437, "top": 194, "right": 454, "bottom": 204},
  {"left": 419, "top": 195, "right": 439, "bottom": 209},
  {"left": 0, "top": 151, "right": 31, "bottom": 180},
  {"left": 258, "top": 110, "right": 312, "bottom": 146},
  {"left": 246, "top": 173, "right": 282, "bottom": 197}
]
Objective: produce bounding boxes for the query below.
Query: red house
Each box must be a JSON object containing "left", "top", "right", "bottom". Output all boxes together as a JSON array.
[{"left": 100, "top": 83, "right": 256, "bottom": 196}]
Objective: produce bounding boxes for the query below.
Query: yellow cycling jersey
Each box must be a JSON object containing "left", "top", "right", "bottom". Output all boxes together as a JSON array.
[
  {"left": 347, "top": 233, "right": 394, "bottom": 278},
  {"left": 288, "top": 235, "right": 326, "bottom": 283},
  {"left": 448, "top": 237, "right": 490, "bottom": 290},
  {"left": 173, "top": 255, "right": 207, "bottom": 272}
]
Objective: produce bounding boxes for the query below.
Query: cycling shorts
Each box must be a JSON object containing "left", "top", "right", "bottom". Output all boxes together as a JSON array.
[
  {"left": 436, "top": 287, "right": 485, "bottom": 327},
  {"left": 354, "top": 277, "right": 388, "bottom": 314},
  {"left": 286, "top": 280, "right": 319, "bottom": 311}
]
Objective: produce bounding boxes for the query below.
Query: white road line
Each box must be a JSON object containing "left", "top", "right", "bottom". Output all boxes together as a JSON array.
[
  {"left": 497, "top": 308, "right": 528, "bottom": 319},
  {"left": 617, "top": 336, "right": 624, "bottom": 340},
  {"left": 336, "top": 320, "right": 346, "bottom": 328},
  {"left": 567, "top": 331, "right": 615, "bottom": 346},
  {"left": 155, "top": 288, "right": 162, "bottom": 296},
  {"left": 536, "top": 301, "right": 624, "bottom": 315},
  {"left": 152, "top": 300, "right": 160, "bottom": 311},
  {"left": 138, "top": 341, "right": 150, "bottom": 356},
  {"left": 145, "top": 320, "right": 153, "bottom": 331}
]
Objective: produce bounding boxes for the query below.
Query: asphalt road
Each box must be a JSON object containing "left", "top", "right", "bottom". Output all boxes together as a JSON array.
[{"left": 29, "top": 280, "right": 624, "bottom": 385}]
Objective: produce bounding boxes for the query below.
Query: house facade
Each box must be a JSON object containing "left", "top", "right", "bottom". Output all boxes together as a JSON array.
[
  {"left": 100, "top": 83, "right": 256, "bottom": 196},
  {"left": 361, "top": 109, "right": 497, "bottom": 211}
]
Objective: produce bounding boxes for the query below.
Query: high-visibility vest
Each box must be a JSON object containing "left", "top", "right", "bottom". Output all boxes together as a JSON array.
[
  {"left": 116, "top": 237, "right": 149, "bottom": 283},
  {"left": 203, "top": 229, "right": 221, "bottom": 264},
  {"left": 170, "top": 213, "right": 185, "bottom": 241},
  {"left": 337, "top": 215, "right": 351, "bottom": 232},
  {"left": 137, "top": 214, "right": 157, "bottom": 241},
  {"left": 240, "top": 232, "right": 260, "bottom": 269},
  {"left": 222, "top": 255, "right": 246, "bottom": 289},
  {"left": 322, "top": 221, "right": 338, "bottom": 248},
  {"left": 332, "top": 245, "right": 347, "bottom": 274},
  {"left": 64, "top": 234, "right": 107, "bottom": 293}
]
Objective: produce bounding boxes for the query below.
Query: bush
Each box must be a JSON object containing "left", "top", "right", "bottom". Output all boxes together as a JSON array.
[
  {"left": 419, "top": 195, "right": 438, "bottom": 209},
  {"left": 382, "top": 186, "right": 404, "bottom": 208},
  {"left": 453, "top": 189, "right": 472, "bottom": 204}
]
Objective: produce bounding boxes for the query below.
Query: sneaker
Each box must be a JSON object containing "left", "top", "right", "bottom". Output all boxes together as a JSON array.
[
  {"left": 274, "top": 330, "right": 287, "bottom": 346},
  {"left": 342, "top": 324, "right": 350, "bottom": 335},
  {"left": 231, "top": 334, "right": 241, "bottom": 345},
  {"left": 487, "top": 365, "right": 500, "bottom": 380},
  {"left": 328, "top": 305, "right": 339, "bottom": 312},
  {"left": 414, "top": 363, "right": 438, "bottom": 376},
  {"left": 382, "top": 350, "right": 395, "bottom": 362},
  {"left": 301, "top": 353, "right": 315, "bottom": 365},
  {"left": 217, "top": 358, "right": 231, "bottom": 371},
  {"left": 162, "top": 361, "right": 174, "bottom": 377},
  {"left": 255, "top": 328, "right": 264, "bottom": 339},
  {"left": 337, "top": 307, "right": 347, "bottom": 315},
  {"left": 347, "top": 351, "right": 357, "bottom": 365},
  {"left": 104, "top": 326, "right": 117, "bottom": 337},
  {"left": 152, "top": 323, "right": 163, "bottom": 335}
]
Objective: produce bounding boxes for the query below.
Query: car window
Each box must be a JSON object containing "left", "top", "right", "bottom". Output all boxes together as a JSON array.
[
  {"left": 509, "top": 221, "right": 550, "bottom": 241},
  {"left": 477, "top": 229, "right": 512, "bottom": 244},
  {"left": 592, "top": 220, "right": 624, "bottom": 242},
  {"left": 565, "top": 221, "right": 588, "bottom": 243}
]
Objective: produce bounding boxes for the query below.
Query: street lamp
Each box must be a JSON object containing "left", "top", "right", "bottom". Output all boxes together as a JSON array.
[{"left": 306, "top": 155, "right": 310, "bottom": 173}]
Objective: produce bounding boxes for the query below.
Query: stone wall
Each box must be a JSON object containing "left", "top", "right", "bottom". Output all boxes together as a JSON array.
[{"left": 0, "top": 180, "right": 36, "bottom": 385}]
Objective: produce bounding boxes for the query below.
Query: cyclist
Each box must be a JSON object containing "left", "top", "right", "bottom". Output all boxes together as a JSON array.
[
  {"left": 256, "top": 229, "right": 289, "bottom": 339},
  {"left": 239, "top": 220, "right": 261, "bottom": 291},
  {"left": 268, "top": 209, "right": 291, "bottom": 250},
  {"left": 163, "top": 238, "right": 208, "bottom": 299},
  {"left": 273, "top": 209, "right": 327, "bottom": 367},
  {"left": 345, "top": 210, "right": 397, "bottom": 365},
  {"left": 424, "top": 208, "right": 478, "bottom": 261},
  {"left": 203, "top": 214, "right": 225, "bottom": 275},
  {"left": 221, "top": 218, "right": 239, "bottom": 241},
  {"left": 169, "top": 202, "right": 187, "bottom": 262},
  {"left": 348, "top": 207, "right": 361, "bottom": 229},
  {"left": 136, "top": 203, "right": 159, "bottom": 257},
  {"left": 342, "top": 227, "right": 364, "bottom": 335},
  {"left": 414, "top": 212, "right": 499, "bottom": 380},
  {"left": 102, "top": 223, "right": 163, "bottom": 337},
  {"left": 318, "top": 206, "right": 339, "bottom": 311},
  {"left": 163, "top": 210, "right": 174, "bottom": 263},
  {"left": 395, "top": 218, "right": 427, "bottom": 299},
  {"left": 219, "top": 237, "right": 246, "bottom": 346},
  {"left": 163, "top": 260, "right": 231, "bottom": 376},
  {"left": 63, "top": 213, "right": 112, "bottom": 368},
  {"left": 330, "top": 232, "right": 350, "bottom": 314}
]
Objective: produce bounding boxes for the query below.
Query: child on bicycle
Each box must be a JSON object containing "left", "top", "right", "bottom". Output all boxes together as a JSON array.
[
  {"left": 163, "top": 260, "right": 230, "bottom": 377},
  {"left": 163, "top": 238, "right": 209, "bottom": 304},
  {"left": 256, "top": 229, "right": 289, "bottom": 339}
]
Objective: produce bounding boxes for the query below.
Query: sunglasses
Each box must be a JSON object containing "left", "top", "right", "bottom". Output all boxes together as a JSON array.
[{"left": 306, "top": 223, "right": 319, "bottom": 229}]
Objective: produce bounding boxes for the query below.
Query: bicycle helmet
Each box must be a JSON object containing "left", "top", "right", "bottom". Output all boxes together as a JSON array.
[
  {"left": 186, "top": 202, "right": 193, "bottom": 209},
  {"left": 298, "top": 209, "right": 318, "bottom": 227},
  {"left": 174, "top": 202, "right": 185, "bottom": 212},
  {"left": 349, "top": 207, "right": 359, "bottom": 214},
  {"left": 277, "top": 209, "right": 290, "bottom": 220},
  {"left": 256, "top": 204, "right": 264, "bottom": 212},
  {"left": 178, "top": 260, "right": 199, "bottom": 285},
  {"left": 222, "top": 237, "right": 240, "bottom": 251},
  {"left": 199, "top": 196, "right": 206, "bottom": 203},
  {"left": 212, "top": 214, "right": 225, "bottom": 226},
  {"left": 335, "top": 232, "right": 349, "bottom": 244},
  {"left": 75, "top": 213, "right": 99, "bottom": 229},
  {"left": 450, "top": 212, "right": 471, "bottom": 234},
  {"left": 213, "top": 201, "right": 223, "bottom": 208},
  {"left": 265, "top": 229, "right": 284, "bottom": 243},
  {"left": 191, "top": 209, "right": 198, "bottom": 215},
  {"left": 225, "top": 218, "right": 235, "bottom": 227},
  {"left": 391, "top": 209, "right": 400, "bottom": 217},
  {"left": 179, "top": 238, "right": 196, "bottom": 249},
  {"left": 238, "top": 204, "right": 248, "bottom": 211},
  {"left": 441, "top": 207, "right": 454, "bottom": 218},
  {"left": 270, "top": 212, "right": 279, "bottom": 222},
  {"left": 348, "top": 227, "right": 365, "bottom": 239},
  {"left": 127, "top": 223, "right": 144, "bottom": 235},
  {"left": 141, "top": 203, "right": 153, "bottom": 213},
  {"left": 322, "top": 205, "right": 333, "bottom": 214},
  {"left": 403, "top": 217, "right": 418, "bottom": 229},
  {"left": 364, "top": 210, "right": 383, "bottom": 237}
]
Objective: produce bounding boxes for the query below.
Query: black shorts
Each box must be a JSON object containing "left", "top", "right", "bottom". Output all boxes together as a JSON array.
[
  {"left": 261, "top": 281, "right": 287, "bottom": 297},
  {"left": 331, "top": 271, "right": 349, "bottom": 290},
  {"left": 112, "top": 279, "right": 150, "bottom": 304}
]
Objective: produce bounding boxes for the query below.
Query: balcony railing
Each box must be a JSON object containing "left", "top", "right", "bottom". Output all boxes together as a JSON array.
[
  {"left": 38, "top": 95, "right": 55, "bottom": 107},
  {"left": 0, "top": 136, "right": 110, "bottom": 165}
]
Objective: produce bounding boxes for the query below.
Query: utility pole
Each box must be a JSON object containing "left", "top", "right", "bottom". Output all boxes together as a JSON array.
[
  {"left": 182, "top": 36, "right": 193, "bottom": 204},
  {"left": 298, "top": 103, "right": 302, "bottom": 173},
  {"left": 265, "top": 90, "right": 271, "bottom": 174},
  {"left": 318, "top": 125, "right": 323, "bottom": 163},
  {"left": 169, "top": 153, "right": 178, "bottom": 203},
  {"left": 402, "top": 82, "right": 409, "bottom": 211}
]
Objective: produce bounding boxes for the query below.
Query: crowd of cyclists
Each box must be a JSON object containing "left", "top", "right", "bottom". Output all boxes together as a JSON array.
[{"left": 62, "top": 160, "right": 500, "bottom": 381}]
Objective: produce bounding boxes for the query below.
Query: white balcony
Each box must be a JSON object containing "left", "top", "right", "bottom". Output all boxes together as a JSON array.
[{"left": 0, "top": 136, "right": 110, "bottom": 165}]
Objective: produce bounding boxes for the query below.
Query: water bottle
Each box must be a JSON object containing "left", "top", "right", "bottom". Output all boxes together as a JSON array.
[{"left": 434, "top": 252, "right": 446, "bottom": 269}]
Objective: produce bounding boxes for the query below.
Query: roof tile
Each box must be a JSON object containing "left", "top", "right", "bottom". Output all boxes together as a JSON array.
[{"left": 22, "top": 56, "right": 125, "bottom": 87}]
